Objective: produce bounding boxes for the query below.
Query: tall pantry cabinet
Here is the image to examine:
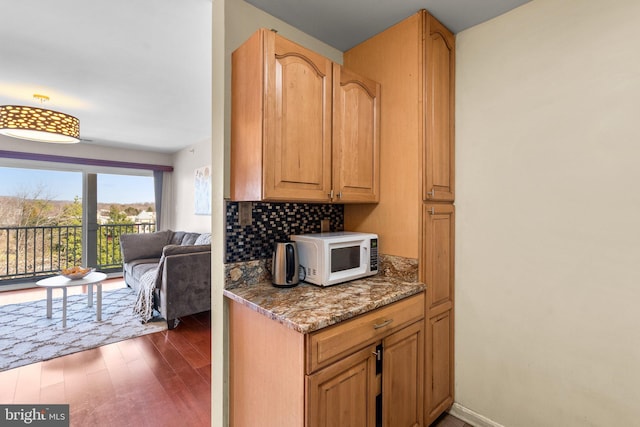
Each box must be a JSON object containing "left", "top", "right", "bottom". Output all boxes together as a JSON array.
[{"left": 344, "top": 10, "right": 455, "bottom": 425}]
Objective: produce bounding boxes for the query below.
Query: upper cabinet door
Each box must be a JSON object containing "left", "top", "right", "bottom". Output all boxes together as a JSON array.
[
  {"left": 332, "top": 65, "right": 380, "bottom": 203},
  {"left": 263, "top": 32, "right": 333, "bottom": 201},
  {"left": 424, "top": 15, "right": 455, "bottom": 202},
  {"left": 231, "top": 29, "right": 380, "bottom": 204}
]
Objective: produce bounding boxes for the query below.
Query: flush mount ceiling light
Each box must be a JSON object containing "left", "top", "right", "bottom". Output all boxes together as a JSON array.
[{"left": 0, "top": 94, "right": 80, "bottom": 143}]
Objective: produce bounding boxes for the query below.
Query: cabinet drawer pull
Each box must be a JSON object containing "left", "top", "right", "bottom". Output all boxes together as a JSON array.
[{"left": 373, "top": 319, "right": 393, "bottom": 329}]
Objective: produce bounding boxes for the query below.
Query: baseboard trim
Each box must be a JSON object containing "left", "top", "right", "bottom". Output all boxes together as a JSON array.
[{"left": 448, "top": 402, "right": 505, "bottom": 427}]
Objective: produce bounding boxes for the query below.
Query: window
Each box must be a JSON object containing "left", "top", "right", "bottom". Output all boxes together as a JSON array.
[{"left": 0, "top": 166, "right": 157, "bottom": 284}]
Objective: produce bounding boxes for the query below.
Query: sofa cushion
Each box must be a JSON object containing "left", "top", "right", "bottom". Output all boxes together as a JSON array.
[
  {"left": 126, "top": 260, "right": 160, "bottom": 293},
  {"left": 195, "top": 233, "right": 211, "bottom": 245},
  {"left": 124, "top": 258, "right": 161, "bottom": 278},
  {"left": 120, "top": 230, "right": 172, "bottom": 262}
]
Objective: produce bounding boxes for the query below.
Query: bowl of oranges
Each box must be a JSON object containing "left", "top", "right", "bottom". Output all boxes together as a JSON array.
[{"left": 60, "top": 266, "right": 95, "bottom": 280}]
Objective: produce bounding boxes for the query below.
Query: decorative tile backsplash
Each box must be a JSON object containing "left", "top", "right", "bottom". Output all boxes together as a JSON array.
[{"left": 225, "top": 201, "right": 344, "bottom": 263}]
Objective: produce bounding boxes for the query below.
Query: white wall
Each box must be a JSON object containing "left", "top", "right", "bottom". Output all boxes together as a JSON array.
[
  {"left": 455, "top": 0, "right": 640, "bottom": 425},
  {"left": 170, "top": 138, "right": 212, "bottom": 232}
]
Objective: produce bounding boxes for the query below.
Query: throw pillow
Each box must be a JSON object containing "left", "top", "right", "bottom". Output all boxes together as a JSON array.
[
  {"left": 195, "top": 233, "right": 212, "bottom": 245},
  {"left": 180, "top": 232, "right": 201, "bottom": 245}
]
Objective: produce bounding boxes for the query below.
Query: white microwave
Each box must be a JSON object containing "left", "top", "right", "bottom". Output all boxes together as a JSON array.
[{"left": 290, "top": 232, "right": 379, "bottom": 287}]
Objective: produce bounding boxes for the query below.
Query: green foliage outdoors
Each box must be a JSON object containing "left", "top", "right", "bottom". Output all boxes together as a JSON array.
[
  {"left": 56, "top": 197, "right": 83, "bottom": 266},
  {"left": 2, "top": 193, "right": 149, "bottom": 277},
  {"left": 99, "top": 205, "right": 136, "bottom": 267},
  {"left": 124, "top": 206, "right": 140, "bottom": 216}
]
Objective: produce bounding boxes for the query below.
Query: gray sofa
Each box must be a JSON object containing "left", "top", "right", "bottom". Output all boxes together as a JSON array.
[{"left": 119, "top": 230, "right": 211, "bottom": 329}]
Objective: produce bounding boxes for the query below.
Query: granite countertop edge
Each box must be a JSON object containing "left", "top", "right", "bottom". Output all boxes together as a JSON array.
[{"left": 223, "top": 277, "right": 426, "bottom": 334}]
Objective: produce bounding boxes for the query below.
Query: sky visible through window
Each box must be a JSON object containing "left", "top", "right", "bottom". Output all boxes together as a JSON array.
[{"left": 0, "top": 167, "right": 154, "bottom": 204}]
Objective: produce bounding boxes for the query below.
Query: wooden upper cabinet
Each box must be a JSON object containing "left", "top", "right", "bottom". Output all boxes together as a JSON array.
[
  {"left": 265, "top": 33, "right": 333, "bottom": 201},
  {"left": 424, "top": 15, "right": 455, "bottom": 202},
  {"left": 231, "top": 29, "right": 380, "bottom": 203},
  {"left": 231, "top": 29, "right": 332, "bottom": 202},
  {"left": 332, "top": 65, "right": 380, "bottom": 203}
]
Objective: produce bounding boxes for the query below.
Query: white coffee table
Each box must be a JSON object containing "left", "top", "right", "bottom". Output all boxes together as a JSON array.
[{"left": 36, "top": 271, "right": 107, "bottom": 327}]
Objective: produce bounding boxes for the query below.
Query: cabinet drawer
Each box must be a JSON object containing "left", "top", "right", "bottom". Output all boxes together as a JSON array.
[{"left": 307, "top": 292, "right": 424, "bottom": 373}]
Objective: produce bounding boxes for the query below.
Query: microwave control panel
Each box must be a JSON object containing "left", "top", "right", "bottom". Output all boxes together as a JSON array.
[{"left": 370, "top": 238, "right": 378, "bottom": 272}]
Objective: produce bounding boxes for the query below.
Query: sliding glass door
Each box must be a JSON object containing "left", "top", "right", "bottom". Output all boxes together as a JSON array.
[
  {"left": 0, "top": 166, "right": 156, "bottom": 284},
  {"left": 96, "top": 173, "right": 155, "bottom": 270}
]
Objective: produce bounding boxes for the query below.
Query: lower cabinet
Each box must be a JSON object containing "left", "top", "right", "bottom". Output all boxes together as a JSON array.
[
  {"left": 307, "top": 344, "right": 377, "bottom": 427},
  {"left": 308, "top": 320, "right": 424, "bottom": 427},
  {"left": 228, "top": 292, "right": 425, "bottom": 427},
  {"left": 425, "top": 304, "right": 454, "bottom": 424},
  {"left": 382, "top": 321, "right": 424, "bottom": 427}
]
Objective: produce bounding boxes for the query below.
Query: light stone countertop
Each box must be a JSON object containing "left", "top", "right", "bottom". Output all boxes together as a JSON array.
[{"left": 223, "top": 276, "right": 425, "bottom": 334}]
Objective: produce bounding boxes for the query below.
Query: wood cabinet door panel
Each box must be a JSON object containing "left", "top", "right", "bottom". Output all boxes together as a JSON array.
[
  {"left": 424, "top": 15, "right": 455, "bottom": 202},
  {"left": 307, "top": 344, "right": 377, "bottom": 427},
  {"left": 426, "top": 308, "right": 453, "bottom": 424},
  {"left": 382, "top": 321, "right": 424, "bottom": 427},
  {"left": 232, "top": 29, "right": 379, "bottom": 203},
  {"left": 333, "top": 65, "right": 380, "bottom": 202},
  {"left": 421, "top": 203, "right": 455, "bottom": 308},
  {"left": 264, "top": 33, "right": 333, "bottom": 201}
]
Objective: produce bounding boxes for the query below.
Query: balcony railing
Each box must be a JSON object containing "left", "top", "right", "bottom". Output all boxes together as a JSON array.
[{"left": 0, "top": 223, "right": 156, "bottom": 284}]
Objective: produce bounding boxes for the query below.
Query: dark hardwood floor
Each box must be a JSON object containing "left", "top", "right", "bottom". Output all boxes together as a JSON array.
[{"left": 0, "top": 287, "right": 211, "bottom": 427}]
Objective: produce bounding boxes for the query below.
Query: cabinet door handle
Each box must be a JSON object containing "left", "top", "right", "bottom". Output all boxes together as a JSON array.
[
  {"left": 373, "top": 319, "right": 393, "bottom": 329},
  {"left": 337, "top": 191, "right": 342, "bottom": 199},
  {"left": 428, "top": 207, "right": 435, "bottom": 215},
  {"left": 426, "top": 189, "right": 435, "bottom": 198},
  {"left": 328, "top": 190, "right": 334, "bottom": 200}
]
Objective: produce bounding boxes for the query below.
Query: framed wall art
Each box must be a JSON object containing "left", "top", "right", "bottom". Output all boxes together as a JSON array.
[{"left": 194, "top": 165, "right": 211, "bottom": 215}]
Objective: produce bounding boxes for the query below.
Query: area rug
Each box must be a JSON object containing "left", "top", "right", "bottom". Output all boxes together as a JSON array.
[{"left": 0, "top": 287, "right": 167, "bottom": 371}]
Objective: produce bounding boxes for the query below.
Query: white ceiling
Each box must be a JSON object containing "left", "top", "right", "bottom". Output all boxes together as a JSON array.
[
  {"left": 0, "top": 0, "right": 212, "bottom": 154},
  {"left": 0, "top": 0, "right": 529, "bottom": 154},
  {"left": 246, "top": 0, "right": 532, "bottom": 51}
]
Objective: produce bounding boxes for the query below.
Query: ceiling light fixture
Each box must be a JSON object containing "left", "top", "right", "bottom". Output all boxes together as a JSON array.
[{"left": 0, "top": 94, "right": 80, "bottom": 143}]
